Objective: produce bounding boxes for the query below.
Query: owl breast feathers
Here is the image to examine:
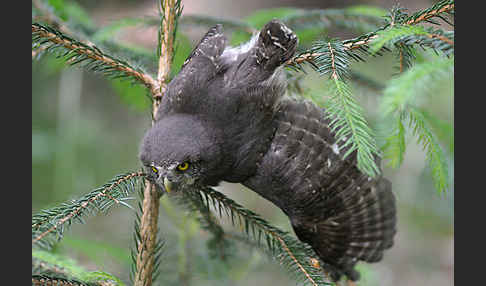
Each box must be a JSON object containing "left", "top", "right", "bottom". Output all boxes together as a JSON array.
[{"left": 140, "top": 20, "right": 396, "bottom": 282}]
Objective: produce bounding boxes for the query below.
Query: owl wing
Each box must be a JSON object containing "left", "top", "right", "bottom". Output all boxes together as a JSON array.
[
  {"left": 156, "top": 25, "right": 228, "bottom": 119},
  {"left": 181, "top": 24, "right": 227, "bottom": 72},
  {"left": 222, "top": 19, "right": 298, "bottom": 87},
  {"left": 243, "top": 97, "right": 396, "bottom": 281}
]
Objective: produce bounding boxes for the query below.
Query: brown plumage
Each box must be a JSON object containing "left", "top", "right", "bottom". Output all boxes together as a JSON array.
[
  {"left": 139, "top": 19, "right": 396, "bottom": 282},
  {"left": 244, "top": 97, "right": 396, "bottom": 281}
]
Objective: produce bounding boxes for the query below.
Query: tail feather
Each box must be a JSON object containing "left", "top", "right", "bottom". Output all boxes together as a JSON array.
[{"left": 291, "top": 176, "right": 396, "bottom": 281}]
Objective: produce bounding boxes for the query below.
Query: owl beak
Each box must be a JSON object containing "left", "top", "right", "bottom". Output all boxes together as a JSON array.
[{"left": 163, "top": 177, "right": 173, "bottom": 193}]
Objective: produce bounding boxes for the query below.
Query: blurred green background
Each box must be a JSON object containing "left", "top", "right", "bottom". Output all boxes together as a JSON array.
[{"left": 32, "top": 0, "right": 453, "bottom": 285}]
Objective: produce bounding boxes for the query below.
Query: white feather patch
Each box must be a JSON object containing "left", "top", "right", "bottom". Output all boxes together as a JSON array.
[{"left": 221, "top": 32, "right": 260, "bottom": 63}]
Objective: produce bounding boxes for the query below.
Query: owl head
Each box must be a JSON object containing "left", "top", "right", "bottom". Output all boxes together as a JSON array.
[{"left": 139, "top": 114, "right": 229, "bottom": 193}]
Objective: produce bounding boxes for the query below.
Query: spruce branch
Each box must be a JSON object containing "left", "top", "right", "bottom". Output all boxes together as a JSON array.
[
  {"left": 132, "top": 1, "right": 183, "bottom": 285},
  {"left": 32, "top": 275, "right": 93, "bottom": 286},
  {"left": 379, "top": 55, "right": 453, "bottom": 192},
  {"left": 32, "top": 45, "right": 47, "bottom": 60},
  {"left": 176, "top": 189, "right": 233, "bottom": 260},
  {"left": 396, "top": 43, "right": 416, "bottom": 73},
  {"left": 32, "top": 23, "right": 159, "bottom": 95},
  {"left": 287, "top": 0, "right": 454, "bottom": 66},
  {"left": 156, "top": 0, "right": 183, "bottom": 99},
  {"left": 190, "top": 187, "right": 333, "bottom": 286},
  {"left": 32, "top": 0, "right": 74, "bottom": 38},
  {"left": 326, "top": 78, "right": 380, "bottom": 177},
  {"left": 404, "top": 0, "right": 454, "bottom": 26},
  {"left": 285, "top": 1, "right": 454, "bottom": 178},
  {"left": 32, "top": 172, "right": 145, "bottom": 249},
  {"left": 287, "top": 31, "right": 388, "bottom": 70},
  {"left": 32, "top": 0, "right": 98, "bottom": 54},
  {"left": 369, "top": 25, "right": 453, "bottom": 56},
  {"left": 302, "top": 40, "right": 380, "bottom": 177},
  {"left": 33, "top": 250, "right": 125, "bottom": 286},
  {"left": 131, "top": 184, "right": 165, "bottom": 286},
  {"left": 33, "top": 256, "right": 73, "bottom": 280},
  {"left": 408, "top": 107, "right": 450, "bottom": 193},
  {"left": 381, "top": 113, "right": 407, "bottom": 169}
]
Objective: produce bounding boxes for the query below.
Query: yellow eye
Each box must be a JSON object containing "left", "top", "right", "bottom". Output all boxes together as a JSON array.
[
  {"left": 151, "top": 166, "right": 158, "bottom": 174},
  {"left": 177, "top": 162, "right": 189, "bottom": 171}
]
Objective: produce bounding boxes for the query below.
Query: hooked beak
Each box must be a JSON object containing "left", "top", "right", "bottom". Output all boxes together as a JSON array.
[{"left": 163, "top": 177, "right": 173, "bottom": 193}]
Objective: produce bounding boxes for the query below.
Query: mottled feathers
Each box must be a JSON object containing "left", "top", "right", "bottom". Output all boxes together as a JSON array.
[
  {"left": 139, "top": 19, "right": 396, "bottom": 282},
  {"left": 243, "top": 98, "right": 396, "bottom": 280}
]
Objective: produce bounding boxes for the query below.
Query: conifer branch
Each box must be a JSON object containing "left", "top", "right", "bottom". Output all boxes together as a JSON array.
[
  {"left": 132, "top": 183, "right": 165, "bottom": 286},
  {"left": 32, "top": 172, "right": 145, "bottom": 249},
  {"left": 32, "top": 275, "right": 92, "bottom": 286},
  {"left": 381, "top": 112, "right": 406, "bottom": 168},
  {"left": 32, "top": 0, "right": 99, "bottom": 55},
  {"left": 275, "top": 235, "right": 318, "bottom": 286},
  {"left": 370, "top": 25, "right": 453, "bottom": 56},
  {"left": 156, "top": 0, "right": 183, "bottom": 100},
  {"left": 33, "top": 257, "right": 72, "bottom": 280},
  {"left": 301, "top": 40, "right": 380, "bottom": 177},
  {"left": 32, "top": 23, "right": 159, "bottom": 95},
  {"left": 408, "top": 107, "right": 450, "bottom": 193},
  {"left": 33, "top": 249, "right": 125, "bottom": 286},
  {"left": 32, "top": 45, "right": 46, "bottom": 60},
  {"left": 285, "top": 1, "right": 453, "bottom": 178},
  {"left": 176, "top": 190, "right": 233, "bottom": 260},
  {"left": 32, "top": 0, "right": 73, "bottom": 38},
  {"left": 404, "top": 1, "right": 454, "bottom": 26},
  {"left": 191, "top": 187, "right": 333, "bottom": 285},
  {"left": 379, "top": 55, "right": 453, "bottom": 192},
  {"left": 286, "top": 0, "right": 454, "bottom": 66},
  {"left": 132, "top": 2, "right": 183, "bottom": 285}
]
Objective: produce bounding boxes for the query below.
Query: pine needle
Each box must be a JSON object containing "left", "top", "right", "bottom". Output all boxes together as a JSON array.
[
  {"left": 381, "top": 113, "right": 407, "bottom": 168},
  {"left": 408, "top": 107, "right": 450, "bottom": 193},
  {"left": 307, "top": 40, "right": 380, "bottom": 177},
  {"left": 379, "top": 55, "right": 453, "bottom": 193},
  {"left": 32, "top": 23, "right": 159, "bottom": 95},
  {"left": 32, "top": 172, "right": 145, "bottom": 249},
  {"left": 370, "top": 25, "right": 453, "bottom": 56},
  {"left": 325, "top": 78, "right": 380, "bottom": 177},
  {"left": 191, "top": 187, "right": 333, "bottom": 286}
]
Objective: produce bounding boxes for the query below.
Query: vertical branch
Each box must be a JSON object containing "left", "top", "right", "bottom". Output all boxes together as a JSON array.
[
  {"left": 133, "top": 1, "right": 180, "bottom": 286},
  {"left": 154, "top": 0, "right": 180, "bottom": 114},
  {"left": 133, "top": 183, "right": 161, "bottom": 286},
  {"left": 157, "top": 0, "right": 176, "bottom": 84}
]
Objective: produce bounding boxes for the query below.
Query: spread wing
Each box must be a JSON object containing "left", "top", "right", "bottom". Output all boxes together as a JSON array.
[
  {"left": 156, "top": 25, "right": 228, "bottom": 120},
  {"left": 243, "top": 97, "right": 397, "bottom": 281},
  {"left": 181, "top": 24, "right": 227, "bottom": 73}
]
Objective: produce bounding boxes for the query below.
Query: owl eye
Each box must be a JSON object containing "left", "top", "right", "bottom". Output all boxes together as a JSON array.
[
  {"left": 151, "top": 166, "right": 158, "bottom": 174},
  {"left": 177, "top": 162, "right": 190, "bottom": 171}
]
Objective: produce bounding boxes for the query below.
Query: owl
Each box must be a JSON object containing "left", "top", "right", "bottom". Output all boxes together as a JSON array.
[{"left": 139, "top": 20, "right": 396, "bottom": 281}]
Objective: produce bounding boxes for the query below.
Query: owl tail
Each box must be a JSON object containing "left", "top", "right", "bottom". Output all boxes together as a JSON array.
[{"left": 292, "top": 177, "right": 397, "bottom": 281}]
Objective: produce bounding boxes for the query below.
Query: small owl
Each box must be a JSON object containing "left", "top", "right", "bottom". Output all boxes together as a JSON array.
[{"left": 139, "top": 20, "right": 396, "bottom": 281}]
